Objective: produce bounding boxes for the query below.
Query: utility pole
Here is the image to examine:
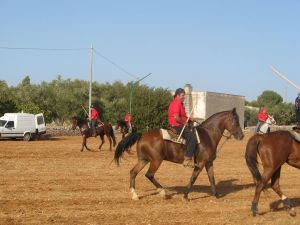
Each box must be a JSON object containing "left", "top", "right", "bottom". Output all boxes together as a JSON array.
[
  {"left": 89, "top": 44, "right": 94, "bottom": 117},
  {"left": 129, "top": 73, "right": 152, "bottom": 114}
]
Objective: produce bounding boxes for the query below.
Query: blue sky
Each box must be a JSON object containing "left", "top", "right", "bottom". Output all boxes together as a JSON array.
[{"left": 0, "top": 0, "right": 299, "bottom": 102}]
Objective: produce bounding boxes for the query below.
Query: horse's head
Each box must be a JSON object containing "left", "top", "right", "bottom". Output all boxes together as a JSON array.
[
  {"left": 115, "top": 120, "right": 121, "bottom": 130},
  {"left": 267, "top": 115, "right": 276, "bottom": 125},
  {"left": 71, "top": 116, "right": 79, "bottom": 130},
  {"left": 225, "top": 108, "right": 244, "bottom": 140}
]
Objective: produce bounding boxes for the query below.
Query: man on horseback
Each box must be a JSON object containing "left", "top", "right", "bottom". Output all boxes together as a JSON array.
[
  {"left": 168, "top": 88, "right": 197, "bottom": 168},
  {"left": 255, "top": 106, "right": 269, "bottom": 133},
  {"left": 90, "top": 105, "right": 99, "bottom": 137},
  {"left": 124, "top": 112, "right": 132, "bottom": 134}
]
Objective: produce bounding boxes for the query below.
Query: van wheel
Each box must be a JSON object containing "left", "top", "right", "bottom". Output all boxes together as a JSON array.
[{"left": 24, "top": 133, "right": 31, "bottom": 141}]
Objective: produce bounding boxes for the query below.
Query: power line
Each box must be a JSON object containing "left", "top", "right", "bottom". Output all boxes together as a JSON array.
[
  {"left": 0, "top": 46, "right": 89, "bottom": 51},
  {"left": 94, "top": 48, "right": 138, "bottom": 79},
  {"left": 0, "top": 45, "right": 140, "bottom": 80}
]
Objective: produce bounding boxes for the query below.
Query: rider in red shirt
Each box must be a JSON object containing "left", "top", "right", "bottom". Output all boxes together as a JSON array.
[
  {"left": 124, "top": 112, "right": 132, "bottom": 133},
  {"left": 256, "top": 106, "right": 269, "bottom": 133},
  {"left": 168, "top": 88, "right": 197, "bottom": 168},
  {"left": 90, "top": 105, "right": 99, "bottom": 136}
]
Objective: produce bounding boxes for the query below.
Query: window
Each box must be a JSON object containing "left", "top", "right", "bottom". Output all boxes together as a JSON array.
[
  {"left": 5, "top": 121, "right": 14, "bottom": 128},
  {"left": 0, "top": 120, "right": 7, "bottom": 127},
  {"left": 37, "top": 116, "right": 44, "bottom": 125}
]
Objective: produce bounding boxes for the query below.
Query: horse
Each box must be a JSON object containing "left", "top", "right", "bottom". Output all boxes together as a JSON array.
[
  {"left": 114, "top": 108, "right": 244, "bottom": 200},
  {"left": 245, "top": 126, "right": 300, "bottom": 217},
  {"left": 71, "top": 116, "right": 116, "bottom": 151},
  {"left": 255, "top": 115, "right": 276, "bottom": 134},
  {"left": 115, "top": 119, "right": 137, "bottom": 139}
]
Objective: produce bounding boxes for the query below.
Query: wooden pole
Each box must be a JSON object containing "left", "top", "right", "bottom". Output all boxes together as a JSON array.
[
  {"left": 177, "top": 103, "right": 197, "bottom": 142},
  {"left": 270, "top": 66, "right": 300, "bottom": 91}
]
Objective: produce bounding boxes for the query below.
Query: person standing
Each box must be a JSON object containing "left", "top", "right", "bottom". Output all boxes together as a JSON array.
[
  {"left": 124, "top": 112, "right": 132, "bottom": 133},
  {"left": 90, "top": 105, "right": 99, "bottom": 137},
  {"left": 295, "top": 93, "right": 300, "bottom": 128},
  {"left": 168, "top": 88, "right": 197, "bottom": 168}
]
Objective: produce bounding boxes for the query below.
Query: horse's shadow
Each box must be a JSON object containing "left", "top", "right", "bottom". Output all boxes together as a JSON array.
[
  {"left": 166, "top": 179, "right": 255, "bottom": 200},
  {"left": 269, "top": 198, "right": 300, "bottom": 211}
]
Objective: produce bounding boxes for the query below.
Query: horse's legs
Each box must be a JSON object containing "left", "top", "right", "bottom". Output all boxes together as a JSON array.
[
  {"left": 251, "top": 168, "right": 274, "bottom": 216},
  {"left": 145, "top": 160, "right": 166, "bottom": 197},
  {"left": 271, "top": 166, "right": 296, "bottom": 216},
  {"left": 98, "top": 134, "right": 104, "bottom": 150},
  {"left": 205, "top": 161, "right": 218, "bottom": 197},
  {"left": 183, "top": 161, "right": 205, "bottom": 201},
  {"left": 130, "top": 159, "right": 149, "bottom": 200},
  {"left": 106, "top": 134, "right": 112, "bottom": 151},
  {"left": 82, "top": 135, "right": 91, "bottom": 151}
]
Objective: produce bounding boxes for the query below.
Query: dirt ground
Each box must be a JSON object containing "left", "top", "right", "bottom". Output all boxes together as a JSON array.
[{"left": 0, "top": 132, "right": 299, "bottom": 225}]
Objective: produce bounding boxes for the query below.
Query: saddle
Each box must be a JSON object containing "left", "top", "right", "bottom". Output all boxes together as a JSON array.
[{"left": 160, "top": 127, "right": 201, "bottom": 144}]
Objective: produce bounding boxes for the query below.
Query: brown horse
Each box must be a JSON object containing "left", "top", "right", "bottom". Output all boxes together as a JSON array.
[
  {"left": 115, "top": 119, "right": 137, "bottom": 139},
  {"left": 245, "top": 127, "right": 300, "bottom": 216},
  {"left": 71, "top": 116, "right": 116, "bottom": 151},
  {"left": 114, "top": 108, "right": 244, "bottom": 200}
]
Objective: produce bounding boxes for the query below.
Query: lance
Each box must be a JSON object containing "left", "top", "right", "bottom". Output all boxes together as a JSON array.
[
  {"left": 270, "top": 66, "right": 300, "bottom": 91},
  {"left": 81, "top": 105, "right": 89, "bottom": 117},
  {"left": 177, "top": 103, "right": 197, "bottom": 142}
]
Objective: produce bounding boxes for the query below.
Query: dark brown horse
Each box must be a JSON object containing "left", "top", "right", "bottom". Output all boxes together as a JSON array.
[
  {"left": 115, "top": 119, "right": 137, "bottom": 139},
  {"left": 71, "top": 116, "right": 116, "bottom": 151},
  {"left": 114, "top": 108, "right": 244, "bottom": 200},
  {"left": 245, "top": 127, "right": 300, "bottom": 217}
]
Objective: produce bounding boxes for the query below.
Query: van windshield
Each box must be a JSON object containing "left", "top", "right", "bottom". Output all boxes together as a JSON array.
[{"left": 0, "top": 120, "right": 7, "bottom": 127}]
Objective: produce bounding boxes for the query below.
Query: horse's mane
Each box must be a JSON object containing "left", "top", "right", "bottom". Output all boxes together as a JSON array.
[
  {"left": 72, "top": 116, "right": 88, "bottom": 125},
  {"left": 200, "top": 109, "right": 239, "bottom": 127}
]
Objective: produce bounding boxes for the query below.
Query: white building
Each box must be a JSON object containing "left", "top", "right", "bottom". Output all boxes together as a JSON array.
[{"left": 182, "top": 84, "right": 245, "bottom": 127}]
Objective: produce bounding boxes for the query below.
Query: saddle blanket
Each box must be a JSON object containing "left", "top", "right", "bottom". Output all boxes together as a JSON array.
[{"left": 160, "top": 128, "right": 201, "bottom": 144}]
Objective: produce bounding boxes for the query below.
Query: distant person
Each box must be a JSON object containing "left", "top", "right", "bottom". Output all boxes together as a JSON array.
[
  {"left": 295, "top": 93, "right": 300, "bottom": 128},
  {"left": 124, "top": 112, "right": 132, "bottom": 133},
  {"left": 255, "top": 106, "right": 269, "bottom": 133},
  {"left": 90, "top": 105, "right": 99, "bottom": 137}
]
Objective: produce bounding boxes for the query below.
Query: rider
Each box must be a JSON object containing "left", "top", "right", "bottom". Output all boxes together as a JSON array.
[
  {"left": 168, "top": 88, "right": 197, "bottom": 168},
  {"left": 90, "top": 104, "right": 99, "bottom": 137},
  {"left": 295, "top": 93, "right": 300, "bottom": 128},
  {"left": 255, "top": 106, "right": 269, "bottom": 133},
  {"left": 124, "top": 112, "right": 132, "bottom": 133}
]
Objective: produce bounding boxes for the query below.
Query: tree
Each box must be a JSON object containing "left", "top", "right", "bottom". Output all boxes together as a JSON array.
[{"left": 257, "top": 90, "right": 283, "bottom": 107}]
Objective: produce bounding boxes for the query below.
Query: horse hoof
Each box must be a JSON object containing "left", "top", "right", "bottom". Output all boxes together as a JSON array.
[
  {"left": 288, "top": 208, "right": 296, "bottom": 217},
  {"left": 182, "top": 196, "right": 190, "bottom": 202},
  {"left": 157, "top": 188, "right": 167, "bottom": 198},
  {"left": 252, "top": 210, "right": 257, "bottom": 217},
  {"left": 132, "top": 194, "right": 139, "bottom": 201}
]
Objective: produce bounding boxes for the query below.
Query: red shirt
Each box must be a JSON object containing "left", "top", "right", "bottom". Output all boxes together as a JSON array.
[
  {"left": 91, "top": 108, "right": 99, "bottom": 120},
  {"left": 168, "top": 97, "right": 188, "bottom": 126},
  {"left": 258, "top": 111, "right": 268, "bottom": 122},
  {"left": 124, "top": 113, "right": 132, "bottom": 122}
]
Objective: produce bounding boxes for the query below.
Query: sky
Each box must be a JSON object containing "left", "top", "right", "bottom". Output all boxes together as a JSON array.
[{"left": 0, "top": 0, "right": 299, "bottom": 102}]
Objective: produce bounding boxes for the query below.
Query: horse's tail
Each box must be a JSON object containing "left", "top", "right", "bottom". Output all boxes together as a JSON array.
[
  {"left": 114, "top": 132, "right": 142, "bottom": 165},
  {"left": 245, "top": 134, "right": 262, "bottom": 182},
  {"left": 109, "top": 123, "right": 116, "bottom": 146}
]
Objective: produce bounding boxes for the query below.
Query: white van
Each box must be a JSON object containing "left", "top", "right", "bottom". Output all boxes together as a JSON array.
[{"left": 0, "top": 113, "right": 46, "bottom": 141}]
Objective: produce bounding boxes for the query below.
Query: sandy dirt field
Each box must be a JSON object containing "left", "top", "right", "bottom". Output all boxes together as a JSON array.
[{"left": 0, "top": 132, "right": 299, "bottom": 225}]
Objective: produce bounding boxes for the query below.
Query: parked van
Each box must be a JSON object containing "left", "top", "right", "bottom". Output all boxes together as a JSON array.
[{"left": 0, "top": 113, "right": 46, "bottom": 141}]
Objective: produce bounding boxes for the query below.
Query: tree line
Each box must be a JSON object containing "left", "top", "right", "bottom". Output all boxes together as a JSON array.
[
  {"left": 0, "top": 76, "right": 172, "bottom": 131},
  {"left": 1, "top": 76, "right": 297, "bottom": 130}
]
